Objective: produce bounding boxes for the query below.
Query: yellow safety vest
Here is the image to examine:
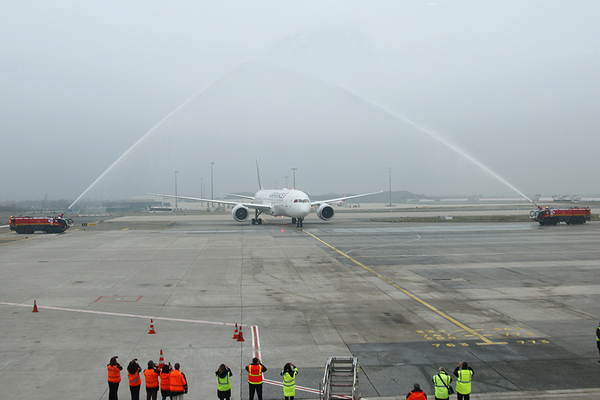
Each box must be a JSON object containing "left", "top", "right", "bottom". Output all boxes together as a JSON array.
[
  {"left": 217, "top": 374, "right": 231, "bottom": 391},
  {"left": 282, "top": 368, "right": 298, "bottom": 397},
  {"left": 456, "top": 369, "right": 473, "bottom": 394},
  {"left": 433, "top": 372, "right": 451, "bottom": 398}
]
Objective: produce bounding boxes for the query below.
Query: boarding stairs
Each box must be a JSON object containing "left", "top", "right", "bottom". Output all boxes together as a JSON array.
[{"left": 320, "top": 356, "right": 360, "bottom": 400}]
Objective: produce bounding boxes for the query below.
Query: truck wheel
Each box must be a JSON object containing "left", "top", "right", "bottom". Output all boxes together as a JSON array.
[
  {"left": 44, "top": 226, "right": 53, "bottom": 234},
  {"left": 16, "top": 226, "right": 25, "bottom": 234},
  {"left": 25, "top": 226, "right": 34, "bottom": 234},
  {"left": 551, "top": 217, "right": 558, "bottom": 225},
  {"left": 53, "top": 226, "right": 62, "bottom": 233},
  {"left": 578, "top": 216, "right": 585, "bottom": 224}
]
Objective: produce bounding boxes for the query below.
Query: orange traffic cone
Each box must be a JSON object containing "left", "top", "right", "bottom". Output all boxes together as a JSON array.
[
  {"left": 32, "top": 300, "right": 39, "bottom": 313},
  {"left": 237, "top": 325, "right": 245, "bottom": 342},
  {"left": 158, "top": 350, "right": 165, "bottom": 368},
  {"left": 232, "top": 323, "right": 239, "bottom": 339},
  {"left": 148, "top": 319, "right": 157, "bottom": 334}
]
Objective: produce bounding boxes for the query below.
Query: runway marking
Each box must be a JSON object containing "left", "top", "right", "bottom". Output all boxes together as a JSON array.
[
  {"left": 0, "top": 235, "right": 36, "bottom": 246},
  {"left": 1, "top": 301, "right": 322, "bottom": 393},
  {"left": 94, "top": 296, "right": 142, "bottom": 302},
  {"left": 251, "top": 325, "right": 261, "bottom": 361},
  {"left": 0, "top": 301, "right": 264, "bottom": 353},
  {"left": 303, "top": 230, "right": 506, "bottom": 346}
]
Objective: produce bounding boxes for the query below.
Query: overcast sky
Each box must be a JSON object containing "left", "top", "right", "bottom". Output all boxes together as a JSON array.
[{"left": 2, "top": 1, "right": 599, "bottom": 202}]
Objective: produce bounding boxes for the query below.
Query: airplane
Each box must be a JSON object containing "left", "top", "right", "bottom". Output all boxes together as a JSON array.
[
  {"left": 337, "top": 195, "right": 348, "bottom": 206},
  {"left": 151, "top": 162, "right": 382, "bottom": 228}
]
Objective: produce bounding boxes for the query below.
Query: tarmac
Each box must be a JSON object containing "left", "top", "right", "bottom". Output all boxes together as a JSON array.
[{"left": 1, "top": 205, "right": 600, "bottom": 399}]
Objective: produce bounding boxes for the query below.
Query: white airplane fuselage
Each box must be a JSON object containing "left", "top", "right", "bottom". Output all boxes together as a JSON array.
[{"left": 255, "top": 189, "right": 312, "bottom": 218}]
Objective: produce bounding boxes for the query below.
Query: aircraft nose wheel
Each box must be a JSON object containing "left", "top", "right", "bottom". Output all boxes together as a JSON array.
[{"left": 296, "top": 218, "right": 303, "bottom": 228}]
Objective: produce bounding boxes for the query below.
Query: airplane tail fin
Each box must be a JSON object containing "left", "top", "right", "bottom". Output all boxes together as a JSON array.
[{"left": 256, "top": 159, "right": 264, "bottom": 190}]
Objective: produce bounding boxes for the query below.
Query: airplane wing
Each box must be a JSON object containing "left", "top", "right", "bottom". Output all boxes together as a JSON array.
[
  {"left": 311, "top": 190, "right": 383, "bottom": 207},
  {"left": 222, "top": 193, "right": 255, "bottom": 200},
  {"left": 149, "top": 193, "right": 272, "bottom": 212}
]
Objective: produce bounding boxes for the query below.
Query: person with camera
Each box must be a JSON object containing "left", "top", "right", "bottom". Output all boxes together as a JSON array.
[
  {"left": 128, "top": 359, "right": 143, "bottom": 400},
  {"left": 169, "top": 363, "right": 188, "bottom": 400},
  {"left": 216, "top": 364, "right": 233, "bottom": 400},
  {"left": 432, "top": 366, "right": 453, "bottom": 400},
  {"left": 107, "top": 356, "right": 123, "bottom": 400},
  {"left": 144, "top": 360, "right": 161, "bottom": 400},
  {"left": 453, "top": 361, "right": 475, "bottom": 400},
  {"left": 245, "top": 357, "right": 267, "bottom": 400},
  {"left": 281, "top": 362, "right": 298, "bottom": 400},
  {"left": 160, "top": 363, "right": 172, "bottom": 400}
]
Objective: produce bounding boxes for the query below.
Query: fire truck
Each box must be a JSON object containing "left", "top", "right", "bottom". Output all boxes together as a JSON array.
[
  {"left": 9, "top": 214, "right": 72, "bottom": 234},
  {"left": 529, "top": 206, "right": 592, "bottom": 225}
]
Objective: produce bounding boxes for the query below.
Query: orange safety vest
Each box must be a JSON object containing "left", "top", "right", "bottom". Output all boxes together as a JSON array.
[
  {"left": 128, "top": 369, "right": 141, "bottom": 387},
  {"left": 406, "top": 390, "right": 427, "bottom": 400},
  {"left": 248, "top": 364, "right": 263, "bottom": 384},
  {"left": 107, "top": 365, "right": 122, "bottom": 383},
  {"left": 169, "top": 370, "right": 186, "bottom": 394},
  {"left": 160, "top": 371, "right": 170, "bottom": 391},
  {"left": 144, "top": 369, "right": 160, "bottom": 388}
]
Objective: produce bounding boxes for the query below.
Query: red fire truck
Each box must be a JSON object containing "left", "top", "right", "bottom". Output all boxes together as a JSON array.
[
  {"left": 529, "top": 206, "right": 592, "bottom": 225},
  {"left": 9, "top": 214, "right": 72, "bottom": 234}
]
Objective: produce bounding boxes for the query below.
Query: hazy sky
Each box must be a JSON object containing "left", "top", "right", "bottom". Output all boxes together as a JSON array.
[{"left": 2, "top": 1, "right": 599, "bottom": 202}]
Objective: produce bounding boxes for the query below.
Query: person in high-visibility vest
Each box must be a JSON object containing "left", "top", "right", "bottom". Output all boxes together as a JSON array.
[
  {"left": 169, "top": 363, "right": 188, "bottom": 400},
  {"left": 405, "top": 383, "right": 427, "bottom": 399},
  {"left": 453, "top": 362, "right": 474, "bottom": 400},
  {"left": 160, "top": 364, "right": 171, "bottom": 400},
  {"left": 144, "top": 360, "right": 161, "bottom": 400},
  {"left": 215, "top": 364, "right": 233, "bottom": 400},
  {"left": 107, "top": 356, "right": 123, "bottom": 400},
  {"left": 431, "top": 366, "right": 453, "bottom": 400},
  {"left": 245, "top": 357, "right": 267, "bottom": 400},
  {"left": 280, "top": 362, "right": 298, "bottom": 400},
  {"left": 127, "top": 359, "right": 142, "bottom": 400}
]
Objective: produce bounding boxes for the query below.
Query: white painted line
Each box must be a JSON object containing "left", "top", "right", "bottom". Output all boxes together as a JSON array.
[
  {"left": 252, "top": 325, "right": 261, "bottom": 361},
  {"left": 0, "top": 302, "right": 264, "bottom": 368},
  {"left": 0, "top": 302, "right": 234, "bottom": 326}
]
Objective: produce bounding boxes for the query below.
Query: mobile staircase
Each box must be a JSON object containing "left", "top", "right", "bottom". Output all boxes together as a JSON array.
[{"left": 320, "top": 356, "right": 360, "bottom": 400}]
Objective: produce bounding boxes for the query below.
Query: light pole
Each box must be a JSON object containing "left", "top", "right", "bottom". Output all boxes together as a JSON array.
[
  {"left": 389, "top": 167, "right": 392, "bottom": 207},
  {"left": 175, "top": 170, "right": 179, "bottom": 209},
  {"left": 210, "top": 162, "right": 214, "bottom": 208},
  {"left": 291, "top": 168, "right": 297, "bottom": 189},
  {"left": 200, "top": 177, "right": 204, "bottom": 208},
  {"left": 285, "top": 176, "right": 289, "bottom": 188}
]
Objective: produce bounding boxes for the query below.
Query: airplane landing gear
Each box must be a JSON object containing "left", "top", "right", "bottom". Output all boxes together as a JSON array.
[
  {"left": 252, "top": 209, "right": 263, "bottom": 225},
  {"left": 296, "top": 218, "right": 303, "bottom": 228},
  {"left": 291, "top": 218, "right": 296, "bottom": 224}
]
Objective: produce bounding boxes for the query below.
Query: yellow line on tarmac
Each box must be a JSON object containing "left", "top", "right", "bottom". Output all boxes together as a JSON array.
[
  {"left": 0, "top": 235, "right": 36, "bottom": 246},
  {"left": 303, "top": 229, "right": 504, "bottom": 345}
]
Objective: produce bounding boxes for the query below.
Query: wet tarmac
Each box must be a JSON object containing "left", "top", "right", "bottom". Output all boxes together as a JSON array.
[{"left": 1, "top": 210, "right": 600, "bottom": 399}]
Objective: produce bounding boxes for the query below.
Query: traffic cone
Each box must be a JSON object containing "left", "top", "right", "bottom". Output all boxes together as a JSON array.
[
  {"left": 32, "top": 300, "right": 39, "bottom": 313},
  {"left": 148, "top": 319, "right": 156, "bottom": 334},
  {"left": 158, "top": 350, "right": 165, "bottom": 368},
  {"left": 232, "top": 323, "right": 239, "bottom": 339},
  {"left": 237, "top": 325, "right": 245, "bottom": 342}
]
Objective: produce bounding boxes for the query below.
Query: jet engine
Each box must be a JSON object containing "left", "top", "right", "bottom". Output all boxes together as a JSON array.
[
  {"left": 317, "top": 204, "right": 335, "bottom": 221},
  {"left": 232, "top": 204, "right": 249, "bottom": 222}
]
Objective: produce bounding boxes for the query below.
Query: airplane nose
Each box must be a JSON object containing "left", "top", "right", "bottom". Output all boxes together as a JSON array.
[
  {"left": 300, "top": 203, "right": 311, "bottom": 215},
  {"left": 292, "top": 203, "right": 311, "bottom": 218}
]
